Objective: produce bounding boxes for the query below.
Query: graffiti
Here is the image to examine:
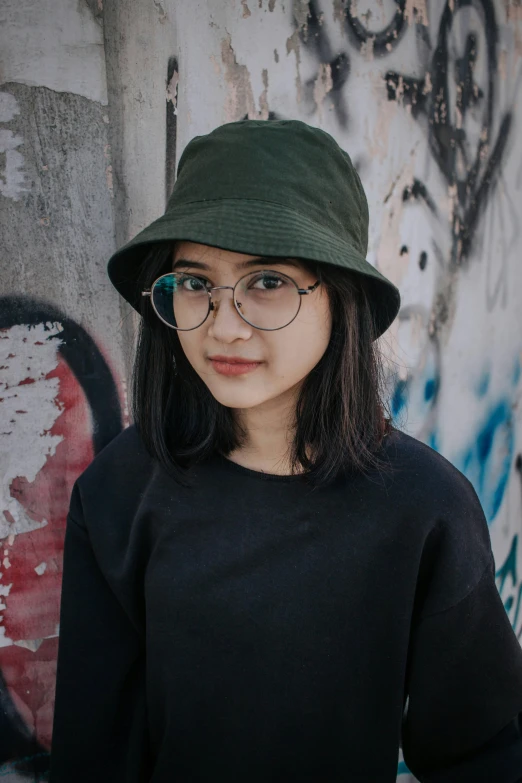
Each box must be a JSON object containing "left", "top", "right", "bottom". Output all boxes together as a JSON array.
[
  {"left": 296, "top": 0, "right": 409, "bottom": 125},
  {"left": 297, "top": 0, "right": 515, "bottom": 267},
  {"left": 291, "top": 6, "right": 521, "bottom": 778},
  {"left": 459, "top": 398, "right": 515, "bottom": 523},
  {"left": 495, "top": 455, "right": 522, "bottom": 641},
  {"left": 295, "top": 0, "right": 519, "bottom": 475},
  {"left": 496, "top": 530, "right": 522, "bottom": 641},
  {"left": 302, "top": 1, "right": 351, "bottom": 126},
  {"left": 166, "top": 55, "right": 179, "bottom": 203},
  {"left": 345, "top": 0, "right": 408, "bottom": 55},
  {"left": 0, "top": 4, "right": 519, "bottom": 783},
  {"left": 386, "top": 0, "right": 514, "bottom": 267},
  {"left": 0, "top": 296, "right": 123, "bottom": 779}
]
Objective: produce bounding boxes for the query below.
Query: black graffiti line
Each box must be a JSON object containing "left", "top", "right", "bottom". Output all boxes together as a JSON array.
[
  {"left": 344, "top": 0, "right": 408, "bottom": 56},
  {"left": 385, "top": 0, "right": 513, "bottom": 266},
  {"left": 455, "top": 112, "right": 512, "bottom": 260},
  {"left": 430, "top": 0, "right": 497, "bottom": 193},
  {"left": 300, "top": 0, "right": 350, "bottom": 128},
  {"left": 485, "top": 168, "right": 518, "bottom": 311},
  {"left": 402, "top": 178, "right": 439, "bottom": 214}
]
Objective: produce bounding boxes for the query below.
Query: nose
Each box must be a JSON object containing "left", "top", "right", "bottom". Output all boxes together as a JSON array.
[{"left": 207, "top": 286, "right": 252, "bottom": 342}]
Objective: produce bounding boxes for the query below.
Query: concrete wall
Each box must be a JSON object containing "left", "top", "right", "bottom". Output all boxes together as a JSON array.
[{"left": 1, "top": 1, "right": 521, "bottom": 779}]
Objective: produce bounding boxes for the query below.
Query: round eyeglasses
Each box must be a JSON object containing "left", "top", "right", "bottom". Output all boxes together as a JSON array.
[{"left": 141, "top": 269, "right": 321, "bottom": 331}]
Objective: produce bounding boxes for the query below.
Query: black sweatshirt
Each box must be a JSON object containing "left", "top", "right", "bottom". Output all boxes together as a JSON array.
[{"left": 50, "top": 424, "right": 522, "bottom": 782}]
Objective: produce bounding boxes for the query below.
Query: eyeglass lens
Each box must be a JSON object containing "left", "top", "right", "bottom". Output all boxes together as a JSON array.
[{"left": 151, "top": 271, "right": 302, "bottom": 330}]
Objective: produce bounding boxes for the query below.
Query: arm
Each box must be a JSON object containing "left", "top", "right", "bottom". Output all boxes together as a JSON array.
[
  {"left": 50, "top": 484, "right": 152, "bottom": 782},
  {"left": 417, "top": 713, "right": 522, "bottom": 783},
  {"left": 402, "top": 558, "right": 522, "bottom": 782}
]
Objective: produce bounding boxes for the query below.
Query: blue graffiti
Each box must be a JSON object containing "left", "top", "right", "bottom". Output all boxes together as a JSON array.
[
  {"left": 393, "top": 355, "right": 518, "bottom": 526},
  {"left": 390, "top": 360, "right": 440, "bottom": 428},
  {"left": 476, "top": 370, "right": 490, "bottom": 399},
  {"left": 496, "top": 534, "right": 522, "bottom": 639},
  {"left": 392, "top": 379, "right": 409, "bottom": 418},
  {"left": 459, "top": 400, "right": 514, "bottom": 524},
  {"left": 424, "top": 377, "right": 438, "bottom": 403}
]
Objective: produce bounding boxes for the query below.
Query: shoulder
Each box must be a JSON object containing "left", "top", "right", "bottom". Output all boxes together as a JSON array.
[
  {"left": 66, "top": 424, "right": 159, "bottom": 620},
  {"left": 78, "top": 423, "right": 151, "bottom": 481},
  {"left": 381, "top": 429, "right": 494, "bottom": 616},
  {"left": 381, "top": 428, "right": 480, "bottom": 511},
  {"left": 70, "top": 424, "right": 157, "bottom": 523}
]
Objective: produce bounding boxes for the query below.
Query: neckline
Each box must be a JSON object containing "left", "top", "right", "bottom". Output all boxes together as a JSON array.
[
  {"left": 216, "top": 453, "right": 309, "bottom": 482},
  {"left": 213, "top": 429, "right": 399, "bottom": 483}
]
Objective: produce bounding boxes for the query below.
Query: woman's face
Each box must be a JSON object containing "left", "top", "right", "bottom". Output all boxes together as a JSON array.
[{"left": 172, "top": 241, "right": 332, "bottom": 411}]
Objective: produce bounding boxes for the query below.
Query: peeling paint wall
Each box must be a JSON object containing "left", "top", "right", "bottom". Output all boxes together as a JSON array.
[
  {"left": 0, "top": 1, "right": 129, "bottom": 779},
  {"left": 1, "top": 1, "right": 522, "bottom": 780}
]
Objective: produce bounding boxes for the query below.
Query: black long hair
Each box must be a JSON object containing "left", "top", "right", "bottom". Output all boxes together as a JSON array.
[{"left": 130, "top": 241, "right": 394, "bottom": 488}]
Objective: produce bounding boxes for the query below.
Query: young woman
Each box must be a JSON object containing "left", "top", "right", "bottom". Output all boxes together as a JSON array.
[{"left": 50, "top": 120, "right": 522, "bottom": 782}]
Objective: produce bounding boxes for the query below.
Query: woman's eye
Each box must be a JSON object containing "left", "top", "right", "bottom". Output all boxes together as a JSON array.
[
  {"left": 180, "top": 276, "right": 208, "bottom": 292},
  {"left": 251, "top": 274, "right": 284, "bottom": 290}
]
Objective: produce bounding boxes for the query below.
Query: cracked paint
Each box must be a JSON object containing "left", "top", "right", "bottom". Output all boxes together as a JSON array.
[
  {"left": 13, "top": 637, "right": 46, "bottom": 652},
  {"left": 0, "top": 307, "right": 100, "bottom": 750},
  {"left": 259, "top": 68, "right": 270, "bottom": 117},
  {"left": 313, "top": 63, "right": 333, "bottom": 120},
  {"left": 333, "top": 0, "right": 348, "bottom": 27},
  {"left": 286, "top": 29, "right": 303, "bottom": 103},
  {"left": 0, "top": 582, "right": 13, "bottom": 648},
  {"left": 0, "top": 92, "right": 30, "bottom": 201},
  {"left": 293, "top": 0, "right": 311, "bottom": 38},
  {"left": 167, "top": 64, "right": 179, "bottom": 111},
  {"left": 0, "top": 322, "right": 65, "bottom": 541},
  {"left": 404, "top": 0, "right": 429, "bottom": 26},
  {"left": 221, "top": 33, "right": 270, "bottom": 120}
]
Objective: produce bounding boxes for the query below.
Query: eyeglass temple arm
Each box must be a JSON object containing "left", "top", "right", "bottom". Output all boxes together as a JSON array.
[
  {"left": 297, "top": 280, "right": 321, "bottom": 295},
  {"left": 142, "top": 280, "right": 321, "bottom": 297}
]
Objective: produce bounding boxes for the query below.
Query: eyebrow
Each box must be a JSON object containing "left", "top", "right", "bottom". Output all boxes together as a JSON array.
[{"left": 172, "top": 256, "right": 302, "bottom": 272}]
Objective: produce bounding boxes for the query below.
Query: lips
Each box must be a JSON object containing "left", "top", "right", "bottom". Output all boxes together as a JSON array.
[
  {"left": 208, "top": 355, "right": 261, "bottom": 364},
  {"left": 208, "top": 356, "right": 263, "bottom": 376}
]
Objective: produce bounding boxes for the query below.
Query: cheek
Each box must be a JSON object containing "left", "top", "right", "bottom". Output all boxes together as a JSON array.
[{"left": 271, "top": 305, "right": 332, "bottom": 380}]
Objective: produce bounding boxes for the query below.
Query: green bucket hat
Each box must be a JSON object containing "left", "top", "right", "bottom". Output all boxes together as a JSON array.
[{"left": 107, "top": 119, "right": 401, "bottom": 337}]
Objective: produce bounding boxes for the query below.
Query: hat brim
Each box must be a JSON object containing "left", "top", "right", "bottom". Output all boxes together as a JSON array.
[{"left": 107, "top": 198, "right": 401, "bottom": 338}]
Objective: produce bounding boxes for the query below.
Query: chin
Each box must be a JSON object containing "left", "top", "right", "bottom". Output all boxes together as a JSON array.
[{"left": 205, "top": 381, "right": 272, "bottom": 410}]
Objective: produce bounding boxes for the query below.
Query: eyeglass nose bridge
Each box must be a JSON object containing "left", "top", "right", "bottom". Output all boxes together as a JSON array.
[{"left": 207, "top": 284, "right": 241, "bottom": 318}]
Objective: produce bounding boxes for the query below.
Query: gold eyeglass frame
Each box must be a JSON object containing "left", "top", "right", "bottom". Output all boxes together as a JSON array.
[{"left": 141, "top": 269, "right": 321, "bottom": 332}]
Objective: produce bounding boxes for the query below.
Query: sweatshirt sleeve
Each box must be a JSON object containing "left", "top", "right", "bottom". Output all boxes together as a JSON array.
[
  {"left": 401, "top": 471, "right": 522, "bottom": 783},
  {"left": 49, "top": 483, "right": 152, "bottom": 782}
]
